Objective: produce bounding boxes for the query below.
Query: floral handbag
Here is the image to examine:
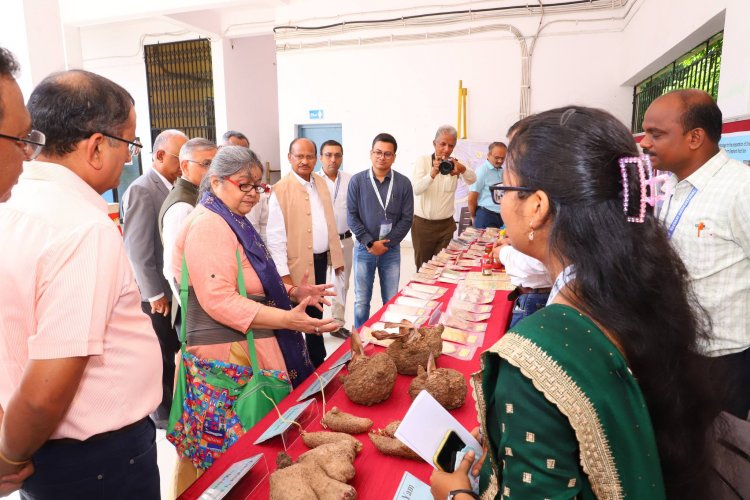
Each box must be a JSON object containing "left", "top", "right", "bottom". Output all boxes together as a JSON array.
[{"left": 167, "top": 251, "right": 291, "bottom": 470}]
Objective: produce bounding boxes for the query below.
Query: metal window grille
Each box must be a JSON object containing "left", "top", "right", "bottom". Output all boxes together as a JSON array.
[
  {"left": 632, "top": 33, "right": 723, "bottom": 133},
  {"left": 144, "top": 39, "right": 216, "bottom": 145}
]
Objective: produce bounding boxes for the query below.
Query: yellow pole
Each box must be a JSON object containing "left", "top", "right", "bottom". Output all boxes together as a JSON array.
[
  {"left": 457, "top": 80, "right": 463, "bottom": 137},
  {"left": 462, "top": 88, "right": 468, "bottom": 139}
]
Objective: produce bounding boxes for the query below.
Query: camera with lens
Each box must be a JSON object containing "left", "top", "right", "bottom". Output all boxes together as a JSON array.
[{"left": 438, "top": 158, "right": 454, "bottom": 175}]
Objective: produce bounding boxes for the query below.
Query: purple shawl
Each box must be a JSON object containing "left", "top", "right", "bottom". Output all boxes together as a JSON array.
[{"left": 201, "top": 192, "right": 314, "bottom": 387}]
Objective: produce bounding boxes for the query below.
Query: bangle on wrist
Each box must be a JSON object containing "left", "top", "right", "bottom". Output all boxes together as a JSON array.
[
  {"left": 448, "top": 489, "right": 479, "bottom": 500},
  {"left": 0, "top": 446, "right": 30, "bottom": 466},
  {"left": 287, "top": 285, "right": 298, "bottom": 300}
]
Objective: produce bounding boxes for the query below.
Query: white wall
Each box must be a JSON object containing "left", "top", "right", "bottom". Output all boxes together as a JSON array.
[
  {"left": 222, "top": 35, "right": 281, "bottom": 172},
  {"left": 275, "top": 23, "right": 632, "bottom": 177},
  {"left": 621, "top": 0, "right": 750, "bottom": 120}
]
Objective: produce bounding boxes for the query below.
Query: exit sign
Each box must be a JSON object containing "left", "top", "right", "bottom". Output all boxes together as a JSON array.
[{"left": 309, "top": 109, "right": 324, "bottom": 119}]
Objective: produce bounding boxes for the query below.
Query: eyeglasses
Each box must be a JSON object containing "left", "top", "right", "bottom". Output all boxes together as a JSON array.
[
  {"left": 292, "top": 154, "right": 316, "bottom": 161},
  {"left": 100, "top": 132, "right": 142, "bottom": 157},
  {"left": 489, "top": 183, "right": 535, "bottom": 204},
  {"left": 223, "top": 176, "right": 267, "bottom": 193},
  {"left": 372, "top": 150, "right": 395, "bottom": 159},
  {"left": 0, "top": 129, "right": 46, "bottom": 160},
  {"left": 186, "top": 159, "right": 212, "bottom": 168},
  {"left": 323, "top": 152, "right": 343, "bottom": 159}
]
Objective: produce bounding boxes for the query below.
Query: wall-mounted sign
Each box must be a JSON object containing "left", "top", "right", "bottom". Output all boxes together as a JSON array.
[{"left": 309, "top": 109, "right": 324, "bottom": 120}]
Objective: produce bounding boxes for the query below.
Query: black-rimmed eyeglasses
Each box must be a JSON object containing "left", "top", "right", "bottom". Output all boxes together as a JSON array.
[
  {"left": 99, "top": 132, "right": 142, "bottom": 157},
  {"left": 0, "top": 130, "right": 46, "bottom": 160},
  {"left": 489, "top": 183, "right": 535, "bottom": 204}
]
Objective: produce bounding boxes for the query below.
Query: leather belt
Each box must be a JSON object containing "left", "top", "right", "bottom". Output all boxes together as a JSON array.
[
  {"left": 339, "top": 230, "right": 352, "bottom": 240},
  {"left": 518, "top": 286, "right": 552, "bottom": 295}
]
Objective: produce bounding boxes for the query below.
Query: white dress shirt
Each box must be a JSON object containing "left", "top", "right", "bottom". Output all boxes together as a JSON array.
[
  {"left": 162, "top": 201, "right": 196, "bottom": 301},
  {"left": 412, "top": 154, "right": 477, "bottom": 220},
  {"left": 266, "top": 171, "right": 329, "bottom": 277},
  {"left": 498, "top": 245, "right": 551, "bottom": 289},
  {"left": 317, "top": 169, "right": 351, "bottom": 235},
  {"left": 246, "top": 191, "right": 270, "bottom": 243},
  {"left": 660, "top": 149, "right": 750, "bottom": 356}
]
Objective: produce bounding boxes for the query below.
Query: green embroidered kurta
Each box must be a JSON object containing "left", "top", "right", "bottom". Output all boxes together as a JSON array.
[{"left": 474, "top": 305, "right": 666, "bottom": 499}]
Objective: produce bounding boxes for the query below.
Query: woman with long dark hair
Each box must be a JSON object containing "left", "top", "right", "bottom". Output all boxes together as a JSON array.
[{"left": 431, "top": 107, "right": 720, "bottom": 499}]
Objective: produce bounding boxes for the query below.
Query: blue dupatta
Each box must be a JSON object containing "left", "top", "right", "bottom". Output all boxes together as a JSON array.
[{"left": 200, "top": 192, "right": 314, "bottom": 387}]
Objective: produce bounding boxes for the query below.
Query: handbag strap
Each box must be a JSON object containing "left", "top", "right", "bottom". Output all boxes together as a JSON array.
[
  {"left": 235, "top": 250, "right": 261, "bottom": 372},
  {"left": 178, "top": 249, "right": 261, "bottom": 373}
]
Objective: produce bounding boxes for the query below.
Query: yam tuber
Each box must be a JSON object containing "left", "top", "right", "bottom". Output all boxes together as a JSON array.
[
  {"left": 372, "top": 322, "right": 444, "bottom": 375},
  {"left": 302, "top": 431, "right": 363, "bottom": 453},
  {"left": 322, "top": 407, "right": 374, "bottom": 434},
  {"left": 369, "top": 420, "right": 421, "bottom": 461},
  {"left": 340, "top": 332, "right": 397, "bottom": 406},
  {"left": 408, "top": 353, "right": 467, "bottom": 409}
]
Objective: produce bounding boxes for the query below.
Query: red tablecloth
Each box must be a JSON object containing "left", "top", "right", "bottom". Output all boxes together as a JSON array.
[{"left": 180, "top": 279, "right": 513, "bottom": 500}]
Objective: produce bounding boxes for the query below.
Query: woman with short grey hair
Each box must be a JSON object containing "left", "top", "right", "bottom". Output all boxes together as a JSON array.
[{"left": 170, "top": 146, "right": 336, "bottom": 494}]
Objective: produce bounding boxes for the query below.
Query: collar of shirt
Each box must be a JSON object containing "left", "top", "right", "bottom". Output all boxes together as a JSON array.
[
  {"left": 317, "top": 169, "right": 338, "bottom": 182},
  {"left": 483, "top": 159, "right": 503, "bottom": 173},
  {"left": 152, "top": 167, "right": 173, "bottom": 191},
  {"left": 667, "top": 148, "right": 729, "bottom": 192},
  {"left": 292, "top": 169, "right": 316, "bottom": 189},
  {"left": 370, "top": 167, "right": 392, "bottom": 183},
  {"left": 20, "top": 160, "right": 108, "bottom": 213}
]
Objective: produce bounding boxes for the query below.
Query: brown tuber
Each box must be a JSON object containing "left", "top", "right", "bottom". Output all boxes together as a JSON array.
[
  {"left": 302, "top": 431, "right": 363, "bottom": 453},
  {"left": 369, "top": 420, "right": 421, "bottom": 461},
  {"left": 340, "top": 331, "right": 397, "bottom": 406},
  {"left": 322, "top": 407, "right": 374, "bottom": 434},
  {"left": 372, "top": 322, "right": 444, "bottom": 376},
  {"left": 270, "top": 441, "right": 358, "bottom": 500},
  {"left": 408, "top": 353, "right": 467, "bottom": 409}
]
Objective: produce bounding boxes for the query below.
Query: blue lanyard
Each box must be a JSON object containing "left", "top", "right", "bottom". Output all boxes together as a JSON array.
[{"left": 665, "top": 187, "right": 698, "bottom": 240}]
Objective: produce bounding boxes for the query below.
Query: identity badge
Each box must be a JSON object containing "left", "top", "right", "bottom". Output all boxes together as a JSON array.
[{"left": 379, "top": 218, "right": 393, "bottom": 239}]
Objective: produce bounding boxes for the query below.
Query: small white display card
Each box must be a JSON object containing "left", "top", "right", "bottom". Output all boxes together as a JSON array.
[
  {"left": 392, "top": 471, "right": 433, "bottom": 500},
  {"left": 297, "top": 364, "right": 345, "bottom": 401},
  {"left": 253, "top": 400, "right": 314, "bottom": 444},
  {"left": 198, "top": 454, "right": 263, "bottom": 500}
]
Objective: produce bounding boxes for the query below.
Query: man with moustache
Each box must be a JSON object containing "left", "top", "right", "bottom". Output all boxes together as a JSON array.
[
  {"left": 317, "top": 140, "right": 353, "bottom": 339},
  {"left": 469, "top": 141, "right": 507, "bottom": 229},
  {"left": 121, "top": 128, "right": 187, "bottom": 428},
  {"left": 0, "top": 69, "right": 161, "bottom": 497},
  {"left": 267, "top": 138, "right": 344, "bottom": 366},
  {"left": 411, "top": 125, "right": 476, "bottom": 268},
  {"left": 0, "top": 46, "right": 41, "bottom": 497},
  {"left": 641, "top": 89, "right": 750, "bottom": 418}
]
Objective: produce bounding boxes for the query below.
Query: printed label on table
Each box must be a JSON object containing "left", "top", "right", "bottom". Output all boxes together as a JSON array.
[
  {"left": 199, "top": 454, "right": 263, "bottom": 500},
  {"left": 392, "top": 471, "right": 433, "bottom": 500},
  {"left": 297, "top": 364, "right": 345, "bottom": 401},
  {"left": 329, "top": 349, "right": 353, "bottom": 369},
  {"left": 253, "top": 400, "right": 314, "bottom": 444}
]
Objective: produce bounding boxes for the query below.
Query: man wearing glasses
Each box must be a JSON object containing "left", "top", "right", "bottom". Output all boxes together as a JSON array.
[
  {"left": 267, "top": 137, "right": 344, "bottom": 367},
  {"left": 0, "top": 69, "right": 161, "bottom": 497},
  {"left": 160, "top": 137, "right": 218, "bottom": 301},
  {"left": 348, "top": 133, "right": 414, "bottom": 329},
  {"left": 0, "top": 46, "right": 38, "bottom": 497},
  {"left": 121, "top": 129, "right": 187, "bottom": 429}
]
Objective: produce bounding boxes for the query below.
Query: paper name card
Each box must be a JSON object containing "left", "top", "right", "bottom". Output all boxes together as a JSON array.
[
  {"left": 297, "top": 364, "right": 345, "bottom": 401},
  {"left": 392, "top": 471, "right": 433, "bottom": 500},
  {"left": 409, "top": 283, "right": 449, "bottom": 296},
  {"left": 394, "top": 391, "right": 482, "bottom": 466},
  {"left": 395, "top": 295, "right": 439, "bottom": 310},
  {"left": 199, "top": 454, "right": 264, "bottom": 500},
  {"left": 329, "top": 349, "right": 354, "bottom": 369},
  {"left": 253, "top": 400, "right": 314, "bottom": 444}
]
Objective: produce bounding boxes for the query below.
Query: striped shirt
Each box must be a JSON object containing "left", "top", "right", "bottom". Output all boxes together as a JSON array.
[
  {"left": 660, "top": 149, "right": 750, "bottom": 356},
  {"left": 0, "top": 161, "right": 162, "bottom": 440}
]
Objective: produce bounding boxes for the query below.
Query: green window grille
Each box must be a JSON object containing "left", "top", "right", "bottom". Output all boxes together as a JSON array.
[
  {"left": 632, "top": 32, "right": 723, "bottom": 133},
  {"left": 144, "top": 38, "right": 216, "bottom": 144}
]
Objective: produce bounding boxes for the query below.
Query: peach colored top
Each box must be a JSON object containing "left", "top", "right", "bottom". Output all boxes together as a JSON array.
[
  {"left": 0, "top": 162, "right": 162, "bottom": 440},
  {"left": 172, "top": 205, "right": 287, "bottom": 371}
]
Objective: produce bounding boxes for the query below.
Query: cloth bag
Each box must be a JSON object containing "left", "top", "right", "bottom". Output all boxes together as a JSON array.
[{"left": 167, "top": 251, "right": 291, "bottom": 470}]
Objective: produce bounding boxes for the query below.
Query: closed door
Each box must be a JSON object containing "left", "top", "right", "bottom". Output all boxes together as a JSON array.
[{"left": 297, "top": 124, "right": 343, "bottom": 172}]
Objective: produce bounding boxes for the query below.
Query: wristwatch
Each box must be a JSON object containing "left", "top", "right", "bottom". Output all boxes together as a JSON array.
[
  {"left": 448, "top": 489, "right": 480, "bottom": 500},
  {"left": 366, "top": 241, "right": 374, "bottom": 249}
]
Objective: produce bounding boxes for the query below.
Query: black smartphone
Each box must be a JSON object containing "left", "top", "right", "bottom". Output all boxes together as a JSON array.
[{"left": 433, "top": 430, "right": 468, "bottom": 472}]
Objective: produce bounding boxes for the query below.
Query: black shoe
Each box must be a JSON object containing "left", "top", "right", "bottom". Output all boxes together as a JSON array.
[{"left": 331, "top": 327, "right": 351, "bottom": 339}]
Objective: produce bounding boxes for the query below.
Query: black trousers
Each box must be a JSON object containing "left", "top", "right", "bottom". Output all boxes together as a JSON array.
[
  {"left": 711, "top": 347, "right": 750, "bottom": 419},
  {"left": 21, "top": 418, "right": 159, "bottom": 500},
  {"left": 305, "top": 253, "right": 329, "bottom": 368},
  {"left": 141, "top": 301, "right": 180, "bottom": 423}
]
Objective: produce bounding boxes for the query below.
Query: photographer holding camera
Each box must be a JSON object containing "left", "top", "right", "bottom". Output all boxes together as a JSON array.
[{"left": 411, "top": 125, "right": 476, "bottom": 268}]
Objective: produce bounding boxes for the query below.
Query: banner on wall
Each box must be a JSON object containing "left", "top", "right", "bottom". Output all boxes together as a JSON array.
[{"left": 719, "top": 118, "right": 750, "bottom": 166}]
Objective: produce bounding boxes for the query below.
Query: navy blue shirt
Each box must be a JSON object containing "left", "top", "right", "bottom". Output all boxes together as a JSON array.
[{"left": 347, "top": 168, "right": 414, "bottom": 247}]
